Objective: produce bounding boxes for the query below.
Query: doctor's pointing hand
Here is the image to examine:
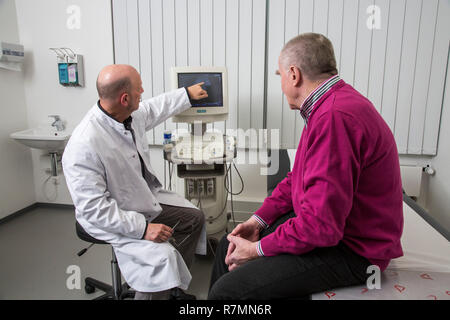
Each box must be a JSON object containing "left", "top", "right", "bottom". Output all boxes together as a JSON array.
[{"left": 187, "top": 82, "right": 208, "bottom": 100}]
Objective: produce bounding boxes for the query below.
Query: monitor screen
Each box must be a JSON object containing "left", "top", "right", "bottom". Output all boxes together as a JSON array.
[{"left": 177, "top": 72, "right": 223, "bottom": 107}]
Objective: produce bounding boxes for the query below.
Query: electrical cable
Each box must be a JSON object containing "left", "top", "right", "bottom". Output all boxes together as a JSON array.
[
  {"left": 229, "top": 163, "right": 236, "bottom": 229},
  {"left": 233, "top": 162, "right": 244, "bottom": 193},
  {"left": 208, "top": 186, "right": 229, "bottom": 223},
  {"left": 224, "top": 161, "right": 244, "bottom": 196},
  {"left": 197, "top": 182, "right": 203, "bottom": 211},
  {"left": 208, "top": 161, "right": 245, "bottom": 227},
  {"left": 206, "top": 164, "right": 231, "bottom": 223},
  {"left": 166, "top": 148, "right": 245, "bottom": 229}
]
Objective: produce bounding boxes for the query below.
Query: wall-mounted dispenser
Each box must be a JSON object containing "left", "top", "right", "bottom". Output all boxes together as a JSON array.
[{"left": 49, "top": 47, "right": 84, "bottom": 87}]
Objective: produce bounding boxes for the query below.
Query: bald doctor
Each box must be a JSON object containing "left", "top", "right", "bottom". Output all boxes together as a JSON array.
[{"left": 62, "top": 64, "right": 208, "bottom": 300}]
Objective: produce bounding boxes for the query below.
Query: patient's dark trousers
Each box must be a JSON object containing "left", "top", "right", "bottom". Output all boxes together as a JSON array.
[{"left": 208, "top": 212, "right": 372, "bottom": 300}]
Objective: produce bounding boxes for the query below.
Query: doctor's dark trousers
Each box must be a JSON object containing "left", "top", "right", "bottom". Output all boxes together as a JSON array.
[
  {"left": 152, "top": 204, "right": 205, "bottom": 269},
  {"left": 208, "top": 211, "right": 371, "bottom": 300}
]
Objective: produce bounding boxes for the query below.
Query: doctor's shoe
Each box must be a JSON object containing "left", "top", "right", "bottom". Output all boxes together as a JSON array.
[{"left": 170, "top": 288, "right": 197, "bottom": 300}]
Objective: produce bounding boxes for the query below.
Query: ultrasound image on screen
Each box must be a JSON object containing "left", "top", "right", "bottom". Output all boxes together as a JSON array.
[{"left": 178, "top": 73, "right": 223, "bottom": 107}]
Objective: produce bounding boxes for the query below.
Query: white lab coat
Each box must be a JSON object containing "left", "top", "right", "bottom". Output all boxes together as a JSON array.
[{"left": 62, "top": 88, "right": 206, "bottom": 293}]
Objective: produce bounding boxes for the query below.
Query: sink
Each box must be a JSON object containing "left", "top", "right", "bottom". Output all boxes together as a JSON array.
[{"left": 10, "top": 127, "right": 71, "bottom": 152}]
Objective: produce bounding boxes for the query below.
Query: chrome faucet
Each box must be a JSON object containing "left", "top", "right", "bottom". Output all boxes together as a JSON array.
[{"left": 49, "top": 115, "right": 65, "bottom": 131}]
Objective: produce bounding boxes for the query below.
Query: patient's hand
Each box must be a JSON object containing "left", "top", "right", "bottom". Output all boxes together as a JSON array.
[
  {"left": 230, "top": 216, "right": 263, "bottom": 243},
  {"left": 225, "top": 217, "right": 263, "bottom": 270},
  {"left": 225, "top": 235, "right": 259, "bottom": 272}
]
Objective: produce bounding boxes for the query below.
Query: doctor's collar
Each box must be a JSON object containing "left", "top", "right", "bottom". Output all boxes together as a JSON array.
[
  {"left": 97, "top": 100, "right": 133, "bottom": 128},
  {"left": 123, "top": 116, "right": 133, "bottom": 130}
]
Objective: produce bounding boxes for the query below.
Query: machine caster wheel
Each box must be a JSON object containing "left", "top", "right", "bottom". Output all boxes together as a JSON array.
[{"left": 85, "top": 284, "right": 96, "bottom": 294}]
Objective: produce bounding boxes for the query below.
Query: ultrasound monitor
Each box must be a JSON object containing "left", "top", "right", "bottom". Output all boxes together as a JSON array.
[{"left": 171, "top": 66, "right": 228, "bottom": 123}]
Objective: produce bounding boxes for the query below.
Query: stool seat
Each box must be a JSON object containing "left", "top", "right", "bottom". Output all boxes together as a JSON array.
[{"left": 76, "top": 221, "right": 108, "bottom": 245}]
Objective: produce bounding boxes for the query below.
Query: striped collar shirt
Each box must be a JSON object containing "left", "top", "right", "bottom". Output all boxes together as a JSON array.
[{"left": 299, "top": 74, "right": 341, "bottom": 125}]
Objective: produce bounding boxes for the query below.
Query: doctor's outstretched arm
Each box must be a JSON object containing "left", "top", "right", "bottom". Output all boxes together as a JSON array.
[{"left": 139, "top": 83, "right": 208, "bottom": 131}]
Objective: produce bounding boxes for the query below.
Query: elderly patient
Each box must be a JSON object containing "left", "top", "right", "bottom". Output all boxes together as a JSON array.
[
  {"left": 63, "top": 64, "right": 208, "bottom": 300},
  {"left": 208, "top": 33, "right": 404, "bottom": 300}
]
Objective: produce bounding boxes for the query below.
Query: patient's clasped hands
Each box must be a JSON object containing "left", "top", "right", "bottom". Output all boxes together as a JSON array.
[{"left": 225, "top": 216, "right": 264, "bottom": 271}]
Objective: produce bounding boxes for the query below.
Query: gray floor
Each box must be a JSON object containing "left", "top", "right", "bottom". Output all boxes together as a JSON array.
[{"left": 0, "top": 206, "right": 215, "bottom": 300}]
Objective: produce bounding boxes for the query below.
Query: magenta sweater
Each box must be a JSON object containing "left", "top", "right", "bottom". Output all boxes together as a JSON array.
[{"left": 255, "top": 80, "right": 403, "bottom": 271}]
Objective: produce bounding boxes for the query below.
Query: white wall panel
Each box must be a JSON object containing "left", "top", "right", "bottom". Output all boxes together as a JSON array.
[
  {"left": 380, "top": 0, "right": 405, "bottom": 132},
  {"left": 175, "top": 0, "right": 189, "bottom": 67},
  {"left": 212, "top": 0, "right": 227, "bottom": 133},
  {"left": 283, "top": 0, "right": 300, "bottom": 149},
  {"left": 299, "top": 0, "right": 314, "bottom": 32},
  {"left": 328, "top": 0, "right": 344, "bottom": 72},
  {"left": 353, "top": 0, "right": 374, "bottom": 97},
  {"left": 114, "top": 0, "right": 448, "bottom": 155},
  {"left": 138, "top": 0, "right": 154, "bottom": 143},
  {"left": 112, "top": 0, "right": 128, "bottom": 64},
  {"left": 340, "top": 0, "right": 359, "bottom": 86},
  {"left": 266, "top": 0, "right": 285, "bottom": 144},
  {"left": 251, "top": 0, "right": 267, "bottom": 131},
  {"left": 200, "top": 0, "right": 214, "bottom": 129},
  {"left": 394, "top": 0, "right": 422, "bottom": 154},
  {"left": 238, "top": 0, "right": 253, "bottom": 131},
  {"left": 163, "top": 0, "right": 178, "bottom": 136},
  {"left": 266, "top": 0, "right": 448, "bottom": 155},
  {"left": 313, "top": 0, "right": 329, "bottom": 36},
  {"left": 187, "top": 0, "right": 201, "bottom": 67},
  {"left": 126, "top": 0, "right": 140, "bottom": 71},
  {"left": 225, "top": 0, "right": 240, "bottom": 130},
  {"left": 149, "top": 0, "right": 166, "bottom": 144},
  {"left": 113, "top": 0, "right": 266, "bottom": 144},
  {"left": 408, "top": 0, "right": 439, "bottom": 154},
  {"left": 200, "top": 0, "right": 213, "bottom": 66},
  {"left": 174, "top": 0, "right": 189, "bottom": 133},
  {"left": 423, "top": 0, "right": 450, "bottom": 155},
  {"left": 367, "top": 0, "right": 389, "bottom": 113}
]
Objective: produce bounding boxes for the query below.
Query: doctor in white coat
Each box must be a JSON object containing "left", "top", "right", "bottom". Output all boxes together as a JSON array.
[{"left": 62, "top": 64, "right": 208, "bottom": 300}]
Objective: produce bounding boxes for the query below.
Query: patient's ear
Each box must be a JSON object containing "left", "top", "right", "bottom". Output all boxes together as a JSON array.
[{"left": 290, "top": 66, "right": 302, "bottom": 87}]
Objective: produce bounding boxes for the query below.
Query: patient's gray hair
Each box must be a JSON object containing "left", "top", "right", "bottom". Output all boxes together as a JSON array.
[
  {"left": 96, "top": 76, "right": 131, "bottom": 100},
  {"left": 280, "top": 33, "right": 338, "bottom": 81}
]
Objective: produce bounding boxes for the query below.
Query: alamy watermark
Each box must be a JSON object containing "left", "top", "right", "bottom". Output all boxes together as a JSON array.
[
  {"left": 66, "top": 5, "right": 81, "bottom": 30},
  {"left": 66, "top": 265, "right": 81, "bottom": 290},
  {"left": 367, "top": 5, "right": 381, "bottom": 30},
  {"left": 366, "top": 265, "right": 381, "bottom": 290},
  {"left": 172, "top": 126, "right": 281, "bottom": 176}
]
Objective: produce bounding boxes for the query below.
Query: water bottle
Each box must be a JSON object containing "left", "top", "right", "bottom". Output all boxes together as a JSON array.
[
  {"left": 163, "top": 130, "right": 172, "bottom": 145},
  {"left": 163, "top": 130, "right": 173, "bottom": 154}
]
